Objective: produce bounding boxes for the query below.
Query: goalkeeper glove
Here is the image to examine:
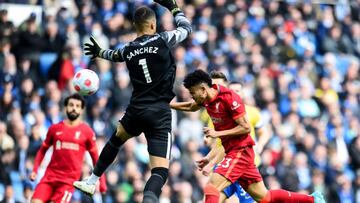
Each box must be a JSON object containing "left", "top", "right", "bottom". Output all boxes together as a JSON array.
[
  {"left": 84, "top": 36, "right": 102, "bottom": 60},
  {"left": 154, "top": 0, "right": 182, "bottom": 16}
]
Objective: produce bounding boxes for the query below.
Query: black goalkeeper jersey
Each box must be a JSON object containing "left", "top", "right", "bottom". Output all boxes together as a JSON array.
[{"left": 98, "top": 13, "right": 192, "bottom": 106}]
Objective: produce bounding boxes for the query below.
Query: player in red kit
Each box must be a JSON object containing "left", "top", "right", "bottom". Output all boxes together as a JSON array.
[
  {"left": 170, "top": 70, "right": 325, "bottom": 203},
  {"left": 30, "top": 94, "right": 107, "bottom": 203}
]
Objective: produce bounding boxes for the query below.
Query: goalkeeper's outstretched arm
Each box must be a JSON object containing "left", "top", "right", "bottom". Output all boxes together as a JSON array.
[
  {"left": 83, "top": 36, "right": 125, "bottom": 62},
  {"left": 157, "top": 0, "right": 192, "bottom": 48}
]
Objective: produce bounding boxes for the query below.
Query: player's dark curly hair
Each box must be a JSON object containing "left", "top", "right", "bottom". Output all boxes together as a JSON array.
[
  {"left": 183, "top": 70, "right": 212, "bottom": 89},
  {"left": 133, "top": 6, "right": 156, "bottom": 32},
  {"left": 64, "top": 94, "right": 86, "bottom": 109}
]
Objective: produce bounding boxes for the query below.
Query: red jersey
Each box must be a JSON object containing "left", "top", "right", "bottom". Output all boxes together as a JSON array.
[
  {"left": 203, "top": 85, "right": 255, "bottom": 153},
  {"left": 34, "top": 121, "right": 97, "bottom": 184}
]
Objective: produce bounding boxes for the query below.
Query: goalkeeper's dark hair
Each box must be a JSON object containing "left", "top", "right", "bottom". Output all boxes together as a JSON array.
[
  {"left": 133, "top": 6, "right": 156, "bottom": 32},
  {"left": 210, "top": 70, "right": 228, "bottom": 82},
  {"left": 64, "top": 93, "right": 86, "bottom": 109},
  {"left": 184, "top": 70, "right": 212, "bottom": 89}
]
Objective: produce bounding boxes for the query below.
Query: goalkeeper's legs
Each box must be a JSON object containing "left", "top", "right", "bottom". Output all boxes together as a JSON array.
[
  {"left": 73, "top": 124, "right": 131, "bottom": 195},
  {"left": 142, "top": 156, "right": 169, "bottom": 203},
  {"left": 93, "top": 124, "right": 131, "bottom": 176}
]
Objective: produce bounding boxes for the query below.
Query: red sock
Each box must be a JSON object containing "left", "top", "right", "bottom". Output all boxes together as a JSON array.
[
  {"left": 259, "top": 189, "right": 314, "bottom": 203},
  {"left": 204, "top": 184, "right": 220, "bottom": 203}
]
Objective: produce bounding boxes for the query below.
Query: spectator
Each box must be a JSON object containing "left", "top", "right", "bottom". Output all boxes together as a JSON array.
[
  {"left": 15, "top": 14, "right": 43, "bottom": 62},
  {"left": 322, "top": 24, "right": 353, "bottom": 54}
]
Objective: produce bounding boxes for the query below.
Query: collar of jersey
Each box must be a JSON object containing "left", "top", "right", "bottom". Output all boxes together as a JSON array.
[{"left": 207, "top": 84, "right": 220, "bottom": 104}]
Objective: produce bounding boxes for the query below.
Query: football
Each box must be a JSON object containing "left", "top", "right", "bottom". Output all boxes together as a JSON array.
[{"left": 72, "top": 69, "right": 100, "bottom": 96}]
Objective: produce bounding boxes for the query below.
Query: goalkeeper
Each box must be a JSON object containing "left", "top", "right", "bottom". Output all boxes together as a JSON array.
[{"left": 73, "top": 1, "right": 192, "bottom": 203}]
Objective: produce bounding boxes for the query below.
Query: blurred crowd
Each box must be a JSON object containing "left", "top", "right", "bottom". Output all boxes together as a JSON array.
[{"left": 0, "top": 0, "right": 359, "bottom": 202}]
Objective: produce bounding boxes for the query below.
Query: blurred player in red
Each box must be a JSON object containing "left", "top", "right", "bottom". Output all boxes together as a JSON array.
[
  {"left": 171, "top": 70, "right": 325, "bottom": 203},
  {"left": 30, "top": 94, "right": 107, "bottom": 203}
]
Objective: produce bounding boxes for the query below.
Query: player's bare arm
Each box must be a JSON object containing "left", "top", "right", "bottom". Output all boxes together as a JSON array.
[
  {"left": 30, "top": 139, "right": 51, "bottom": 181},
  {"left": 209, "top": 140, "right": 225, "bottom": 165},
  {"left": 170, "top": 100, "right": 201, "bottom": 112},
  {"left": 197, "top": 143, "right": 225, "bottom": 176},
  {"left": 207, "top": 138, "right": 225, "bottom": 164},
  {"left": 255, "top": 124, "right": 271, "bottom": 154},
  {"left": 204, "top": 115, "right": 250, "bottom": 138},
  {"left": 196, "top": 138, "right": 222, "bottom": 168}
]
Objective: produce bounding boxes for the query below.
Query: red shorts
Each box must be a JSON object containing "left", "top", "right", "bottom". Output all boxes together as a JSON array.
[
  {"left": 32, "top": 180, "right": 74, "bottom": 203},
  {"left": 214, "top": 146, "right": 263, "bottom": 189}
]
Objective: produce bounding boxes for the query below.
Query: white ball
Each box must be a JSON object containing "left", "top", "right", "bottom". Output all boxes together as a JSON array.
[{"left": 72, "top": 69, "right": 100, "bottom": 96}]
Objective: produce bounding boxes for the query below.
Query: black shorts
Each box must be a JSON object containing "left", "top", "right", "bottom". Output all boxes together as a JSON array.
[{"left": 120, "top": 103, "right": 172, "bottom": 159}]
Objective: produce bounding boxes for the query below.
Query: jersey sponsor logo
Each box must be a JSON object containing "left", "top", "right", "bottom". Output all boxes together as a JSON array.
[
  {"left": 210, "top": 116, "right": 223, "bottom": 124},
  {"left": 54, "top": 141, "right": 80, "bottom": 151},
  {"left": 56, "top": 131, "right": 63, "bottom": 136},
  {"left": 231, "top": 101, "right": 241, "bottom": 110},
  {"left": 75, "top": 131, "right": 81, "bottom": 139},
  {"left": 126, "top": 46, "right": 159, "bottom": 60}
]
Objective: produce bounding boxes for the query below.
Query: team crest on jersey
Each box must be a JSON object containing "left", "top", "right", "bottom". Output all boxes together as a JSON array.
[
  {"left": 56, "top": 140, "right": 61, "bottom": 150},
  {"left": 215, "top": 102, "right": 220, "bottom": 113},
  {"left": 75, "top": 131, "right": 81, "bottom": 139}
]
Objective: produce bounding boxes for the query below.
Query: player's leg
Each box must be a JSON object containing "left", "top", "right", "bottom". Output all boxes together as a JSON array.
[
  {"left": 74, "top": 123, "right": 133, "bottom": 195},
  {"left": 220, "top": 183, "right": 236, "bottom": 202},
  {"left": 205, "top": 148, "right": 247, "bottom": 203},
  {"left": 144, "top": 155, "right": 169, "bottom": 203},
  {"left": 236, "top": 147, "right": 319, "bottom": 203},
  {"left": 142, "top": 105, "right": 172, "bottom": 203},
  {"left": 245, "top": 180, "right": 319, "bottom": 203},
  {"left": 31, "top": 181, "right": 54, "bottom": 203},
  {"left": 74, "top": 107, "right": 140, "bottom": 195},
  {"left": 233, "top": 182, "right": 255, "bottom": 203},
  {"left": 92, "top": 123, "right": 133, "bottom": 177},
  {"left": 221, "top": 182, "right": 255, "bottom": 203},
  {"left": 240, "top": 168, "right": 319, "bottom": 203},
  {"left": 51, "top": 183, "right": 74, "bottom": 203},
  {"left": 204, "top": 172, "right": 232, "bottom": 203}
]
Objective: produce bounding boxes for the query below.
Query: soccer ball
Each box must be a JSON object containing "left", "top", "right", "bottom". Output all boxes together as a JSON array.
[{"left": 72, "top": 69, "right": 100, "bottom": 96}]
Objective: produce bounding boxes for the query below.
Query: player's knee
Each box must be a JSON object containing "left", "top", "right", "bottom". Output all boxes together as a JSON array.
[
  {"left": 143, "top": 167, "right": 169, "bottom": 198},
  {"left": 258, "top": 191, "right": 271, "bottom": 203},
  {"left": 219, "top": 192, "right": 228, "bottom": 202},
  {"left": 115, "top": 124, "right": 132, "bottom": 140},
  {"left": 109, "top": 131, "right": 125, "bottom": 149},
  {"left": 204, "top": 183, "right": 220, "bottom": 196},
  {"left": 151, "top": 167, "right": 168, "bottom": 184}
]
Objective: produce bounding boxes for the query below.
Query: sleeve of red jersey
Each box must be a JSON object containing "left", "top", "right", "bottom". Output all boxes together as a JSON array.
[
  {"left": 225, "top": 92, "right": 246, "bottom": 120},
  {"left": 43, "top": 125, "right": 55, "bottom": 147},
  {"left": 33, "top": 125, "right": 54, "bottom": 173}
]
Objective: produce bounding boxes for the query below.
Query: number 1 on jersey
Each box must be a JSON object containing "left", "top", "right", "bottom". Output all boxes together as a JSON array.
[{"left": 139, "top": 58, "right": 152, "bottom": 83}]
